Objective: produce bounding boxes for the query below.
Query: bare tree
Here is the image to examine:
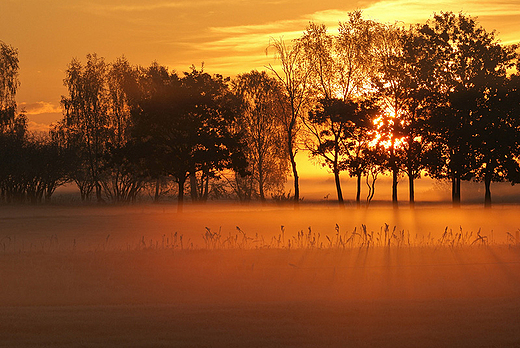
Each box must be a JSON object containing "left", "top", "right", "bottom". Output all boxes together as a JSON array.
[
  {"left": 266, "top": 38, "right": 311, "bottom": 206},
  {"left": 370, "top": 22, "right": 407, "bottom": 207},
  {"left": 0, "top": 41, "right": 25, "bottom": 134},
  {"left": 299, "top": 12, "right": 377, "bottom": 206},
  {"left": 233, "top": 70, "right": 289, "bottom": 201}
]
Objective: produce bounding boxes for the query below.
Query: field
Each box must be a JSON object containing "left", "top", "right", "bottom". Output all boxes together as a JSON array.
[{"left": 1, "top": 203, "right": 520, "bottom": 347}]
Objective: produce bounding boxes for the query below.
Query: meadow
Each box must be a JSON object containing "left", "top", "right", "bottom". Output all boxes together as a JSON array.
[{"left": 1, "top": 203, "right": 520, "bottom": 347}]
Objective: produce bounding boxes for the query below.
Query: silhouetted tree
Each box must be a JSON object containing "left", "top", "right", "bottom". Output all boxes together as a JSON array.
[
  {"left": 0, "top": 41, "right": 40, "bottom": 202},
  {"left": 370, "top": 22, "right": 407, "bottom": 207},
  {"left": 0, "top": 41, "right": 26, "bottom": 141},
  {"left": 59, "top": 54, "right": 110, "bottom": 202},
  {"left": 305, "top": 98, "right": 350, "bottom": 206},
  {"left": 232, "top": 70, "right": 289, "bottom": 201},
  {"left": 418, "top": 12, "right": 516, "bottom": 206},
  {"left": 126, "top": 62, "right": 173, "bottom": 202},
  {"left": 299, "top": 13, "right": 377, "bottom": 206},
  {"left": 342, "top": 99, "right": 381, "bottom": 206},
  {"left": 129, "top": 64, "right": 245, "bottom": 211},
  {"left": 57, "top": 55, "right": 149, "bottom": 203},
  {"left": 472, "top": 68, "right": 520, "bottom": 207},
  {"left": 305, "top": 98, "right": 378, "bottom": 206},
  {"left": 267, "top": 38, "right": 311, "bottom": 205},
  {"left": 101, "top": 57, "right": 147, "bottom": 202},
  {"left": 182, "top": 66, "right": 246, "bottom": 203},
  {"left": 363, "top": 143, "right": 387, "bottom": 206},
  {"left": 392, "top": 25, "right": 440, "bottom": 207}
]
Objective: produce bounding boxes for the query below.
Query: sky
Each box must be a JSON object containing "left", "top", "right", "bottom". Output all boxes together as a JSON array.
[{"left": 1, "top": 0, "right": 520, "bottom": 134}]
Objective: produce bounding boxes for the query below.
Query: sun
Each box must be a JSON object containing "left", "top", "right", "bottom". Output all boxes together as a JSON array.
[{"left": 368, "top": 109, "right": 408, "bottom": 150}]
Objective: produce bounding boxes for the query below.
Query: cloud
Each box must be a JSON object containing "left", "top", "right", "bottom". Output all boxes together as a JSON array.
[
  {"left": 361, "top": 0, "right": 520, "bottom": 23},
  {"left": 27, "top": 120, "right": 51, "bottom": 134},
  {"left": 19, "top": 101, "right": 61, "bottom": 115},
  {"left": 360, "top": 0, "right": 520, "bottom": 44},
  {"left": 206, "top": 30, "right": 304, "bottom": 52},
  {"left": 74, "top": 0, "right": 254, "bottom": 14},
  {"left": 75, "top": 1, "right": 209, "bottom": 13},
  {"left": 201, "top": 0, "right": 520, "bottom": 74},
  {"left": 204, "top": 10, "right": 346, "bottom": 55},
  {"left": 207, "top": 9, "right": 350, "bottom": 38}
]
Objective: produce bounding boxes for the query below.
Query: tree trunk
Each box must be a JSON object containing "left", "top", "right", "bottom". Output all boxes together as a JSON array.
[
  {"left": 154, "top": 177, "right": 160, "bottom": 203},
  {"left": 409, "top": 174, "right": 415, "bottom": 208},
  {"left": 484, "top": 173, "right": 492, "bottom": 208},
  {"left": 333, "top": 167, "right": 344, "bottom": 207},
  {"left": 177, "top": 176, "right": 185, "bottom": 213},
  {"left": 390, "top": 139, "right": 398, "bottom": 208},
  {"left": 366, "top": 172, "right": 377, "bottom": 206},
  {"left": 392, "top": 167, "right": 398, "bottom": 208},
  {"left": 203, "top": 175, "right": 209, "bottom": 201},
  {"left": 258, "top": 167, "right": 265, "bottom": 201},
  {"left": 356, "top": 173, "right": 361, "bottom": 207},
  {"left": 288, "top": 145, "right": 299, "bottom": 207},
  {"left": 189, "top": 171, "right": 198, "bottom": 202},
  {"left": 452, "top": 173, "right": 461, "bottom": 207},
  {"left": 95, "top": 182, "right": 103, "bottom": 203}
]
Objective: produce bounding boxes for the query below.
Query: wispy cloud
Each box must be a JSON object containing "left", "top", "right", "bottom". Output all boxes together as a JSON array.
[
  {"left": 208, "top": 9, "right": 351, "bottom": 37},
  {"left": 361, "top": 0, "right": 520, "bottom": 44},
  {"left": 74, "top": 0, "right": 224, "bottom": 13},
  {"left": 73, "top": 0, "right": 294, "bottom": 14},
  {"left": 203, "top": 0, "right": 520, "bottom": 68},
  {"left": 27, "top": 121, "right": 51, "bottom": 134},
  {"left": 20, "top": 101, "right": 61, "bottom": 115},
  {"left": 362, "top": 0, "right": 520, "bottom": 23}
]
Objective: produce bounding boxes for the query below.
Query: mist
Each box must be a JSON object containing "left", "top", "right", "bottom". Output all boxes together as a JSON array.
[
  {"left": 1, "top": 202, "right": 520, "bottom": 252},
  {"left": 1, "top": 203, "right": 520, "bottom": 347}
]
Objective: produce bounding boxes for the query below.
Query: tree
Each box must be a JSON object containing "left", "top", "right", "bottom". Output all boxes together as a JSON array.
[
  {"left": 472, "top": 67, "right": 520, "bottom": 207},
  {"left": 418, "top": 12, "right": 516, "bottom": 206},
  {"left": 57, "top": 55, "right": 150, "bottom": 203},
  {"left": 370, "top": 22, "right": 407, "bottom": 207},
  {"left": 299, "top": 13, "right": 377, "bottom": 206},
  {"left": 392, "top": 25, "right": 440, "bottom": 207},
  {"left": 59, "top": 54, "right": 110, "bottom": 202},
  {"left": 232, "top": 70, "right": 289, "bottom": 201},
  {"left": 364, "top": 144, "right": 387, "bottom": 206},
  {"left": 305, "top": 98, "right": 377, "bottom": 206},
  {"left": 0, "top": 41, "right": 44, "bottom": 203},
  {"left": 341, "top": 98, "right": 381, "bottom": 206},
  {"left": 129, "top": 64, "right": 246, "bottom": 211},
  {"left": 181, "top": 66, "right": 246, "bottom": 204},
  {"left": 0, "top": 41, "right": 21, "bottom": 132},
  {"left": 127, "top": 62, "right": 174, "bottom": 202},
  {"left": 267, "top": 38, "right": 311, "bottom": 206},
  {"left": 102, "top": 57, "right": 147, "bottom": 202},
  {"left": 305, "top": 98, "right": 351, "bottom": 206}
]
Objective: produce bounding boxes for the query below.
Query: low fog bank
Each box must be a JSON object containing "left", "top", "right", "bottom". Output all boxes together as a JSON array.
[
  {"left": 2, "top": 204, "right": 520, "bottom": 347},
  {"left": 2, "top": 245, "right": 520, "bottom": 347},
  {"left": 298, "top": 176, "right": 520, "bottom": 204},
  {"left": 2, "top": 246, "right": 520, "bottom": 306},
  {"left": 0, "top": 203, "right": 519, "bottom": 252},
  {"left": 51, "top": 176, "right": 520, "bottom": 206}
]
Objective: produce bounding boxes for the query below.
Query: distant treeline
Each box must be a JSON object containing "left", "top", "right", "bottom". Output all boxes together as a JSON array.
[{"left": 1, "top": 11, "right": 519, "bottom": 209}]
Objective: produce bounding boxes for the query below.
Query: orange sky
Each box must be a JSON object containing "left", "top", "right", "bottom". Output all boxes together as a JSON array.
[{"left": 2, "top": 0, "right": 520, "bottom": 133}]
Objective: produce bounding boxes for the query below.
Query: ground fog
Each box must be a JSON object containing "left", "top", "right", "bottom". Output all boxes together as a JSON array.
[{"left": 1, "top": 203, "right": 520, "bottom": 347}]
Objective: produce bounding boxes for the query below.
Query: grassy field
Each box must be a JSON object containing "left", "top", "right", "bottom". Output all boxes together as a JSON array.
[{"left": 1, "top": 204, "right": 520, "bottom": 347}]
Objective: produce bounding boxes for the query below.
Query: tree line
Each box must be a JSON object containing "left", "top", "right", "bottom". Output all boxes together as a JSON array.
[{"left": 1, "top": 11, "right": 519, "bottom": 209}]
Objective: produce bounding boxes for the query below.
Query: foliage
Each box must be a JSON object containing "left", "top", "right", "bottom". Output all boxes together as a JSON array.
[
  {"left": 266, "top": 37, "right": 311, "bottom": 204},
  {"left": 232, "top": 70, "right": 289, "bottom": 201},
  {"left": 128, "top": 64, "right": 247, "bottom": 210}
]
